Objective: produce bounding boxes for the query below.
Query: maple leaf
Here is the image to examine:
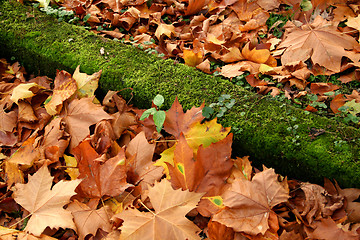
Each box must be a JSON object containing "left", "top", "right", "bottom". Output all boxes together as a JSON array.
[
  {"left": 167, "top": 133, "right": 233, "bottom": 216},
  {"left": 154, "top": 23, "right": 175, "bottom": 40},
  {"left": 163, "top": 97, "right": 204, "bottom": 138},
  {"left": 72, "top": 65, "right": 102, "bottom": 99},
  {"left": 67, "top": 200, "right": 112, "bottom": 240},
  {"left": 117, "top": 179, "right": 204, "bottom": 240},
  {"left": 212, "top": 168, "right": 289, "bottom": 235},
  {"left": 156, "top": 118, "right": 231, "bottom": 175},
  {"left": 44, "top": 70, "right": 77, "bottom": 115},
  {"left": 125, "top": 131, "right": 163, "bottom": 192},
  {"left": 306, "top": 218, "right": 359, "bottom": 240},
  {"left": 6, "top": 135, "right": 40, "bottom": 170},
  {"left": 63, "top": 97, "right": 112, "bottom": 151},
  {"left": 13, "top": 165, "right": 81, "bottom": 236},
  {"left": 278, "top": 16, "right": 358, "bottom": 72},
  {"left": 73, "top": 140, "right": 132, "bottom": 199}
]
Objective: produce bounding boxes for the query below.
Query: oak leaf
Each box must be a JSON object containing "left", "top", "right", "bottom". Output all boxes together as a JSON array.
[
  {"left": 13, "top": 165, "right": 81, "bottom": 236},
  {"left": 117, "top": 179, "right": 204, "bottom": 240},
  {"left": 278, "top": 16, "right": 358, "bottom": 72},
  {"left": 212, "top": 168, "right": 289, "bottom": 235},
  {"left": 67, "top": 200, "right": 112, "bottom": 240}
]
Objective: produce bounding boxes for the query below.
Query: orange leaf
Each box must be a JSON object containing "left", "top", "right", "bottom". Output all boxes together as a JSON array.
[
  {"left": 330, "top": 94, "right": 346, "bottom": 114},
  {"left": 184, "top": 0, "right": 208, "bottom": 15},
  {"left": 163, "top": 97, "right": 204, "bottom": 138},
  {"left": 212, "top": 168, "right": 289, "bottom": 235},
  {"left": 310, "top": 82, "right": 340, "bottom": 95},
  {"left": 73, "top": 140, "right": 132, "bottom": 199},
  {"left": 183, "top": 49, "right": 203, "bottom": 67},
  {"left": 45, "top": 70, "right": 77, "bottom": 115}
]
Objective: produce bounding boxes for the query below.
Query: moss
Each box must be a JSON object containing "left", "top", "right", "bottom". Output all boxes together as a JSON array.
[{"left": 1, "top": 0, "right": 360, "bottom": 187}]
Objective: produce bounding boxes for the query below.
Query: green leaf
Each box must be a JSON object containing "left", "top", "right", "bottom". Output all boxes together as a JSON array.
[
  {"left": 225, "top": 99, "right": 235, "bottom": 109},
  {"left": 83, "top": 13, "right": 91, "bottom": 22},
  {"left": 344, "top": 99, "right": 360, "bottom": 115},
  {"left": 153, "top": 110, "right": 166, "bottom": 132},
  {"left": 140, "top": 108, "right": 156, "bottom": 121},
  {"left": 153, "top": 94, "right": 164, "bottom": 107},
  {"left": 202, "top": 106, "right": 214, "bottom": 118}
]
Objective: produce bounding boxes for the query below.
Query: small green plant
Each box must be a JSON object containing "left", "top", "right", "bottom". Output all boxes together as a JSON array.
[
  {"left": 140, "top": 94, "right": 166, "bottom": 132},
  {"left": 337, "top": 101, "right": 360, "bottom": 124},
  {"left": 266, "top": 13, "right": 292, "bottom": 38},
  {"left": 202, "top": 94, "right": 235, "bottom": 119},
  {"left": 37, "top": 5, "right": 76, "bottom": 22}
]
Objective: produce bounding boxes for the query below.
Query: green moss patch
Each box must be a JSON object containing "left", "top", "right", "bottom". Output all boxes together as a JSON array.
[{"left": 1, "top": 0, "right": 360, "bottom": 187}]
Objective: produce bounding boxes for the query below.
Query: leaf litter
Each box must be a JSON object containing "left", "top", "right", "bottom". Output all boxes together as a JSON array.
[{"left": 1, "top": 58, "right": 360, "bottom": 239}]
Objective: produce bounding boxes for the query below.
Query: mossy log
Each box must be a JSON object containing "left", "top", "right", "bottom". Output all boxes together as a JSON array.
[{"left": 1, "top": 0, "right": 360, "bottom": 187}]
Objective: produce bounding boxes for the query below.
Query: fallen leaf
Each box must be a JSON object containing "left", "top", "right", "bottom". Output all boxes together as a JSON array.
[
  {"left": 7, "top": 135, "right": 40, "bottom": 170},
  {"left": 163, "top": 97, "right": 204, "bottom": 138},
  {"left": 10, "top": 83, "right": 40, "bottom": 104},
  {"left": 72, "top": 65, "right": 102, "bottom": 98},
  {"left": 73, "top": 140, "right": 132, "bottom": 199},
  {"left": 63, "top": 97, "right": 111, "bottom": 151},
  {"left": 13, "top": 165, "right": 81, "bottom": 236},
  {"left": 278, "top": 16, "right": 358, "bottom": 72},
  {"left": 117, "top": 179, "right": 204, "bottom": 240},
  {"left": 346, "top": 15, "right": 360, "bottom": 32},
  {"left": 306, "top": 218, "right": 359, "bottom": 240},
  {"left": 44, "top": 70, "right": 77, "bottom": 115},
  {"left": 212, "top": 168, "right": 289, "bottom": 235},
  {"left": 183, "top": 49, "right": 204, "bottom": 67},
  {"left": 64, "top": 154, "right": 80, "bottom": 180},
  {"left": 184, "top": 0, "right": 208, "bottom": 15},
  {"left": 67, "top": 200, "right": 112, "bottom": 240},
  {"left": 126, "top": 131, "right": 163, "bottom": 192},
  {"left": 154, "top": 23, "right": 175, "bottom": 40},
  {"left": 310, "top": 82, "right": 340, "bottom": 95}
]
